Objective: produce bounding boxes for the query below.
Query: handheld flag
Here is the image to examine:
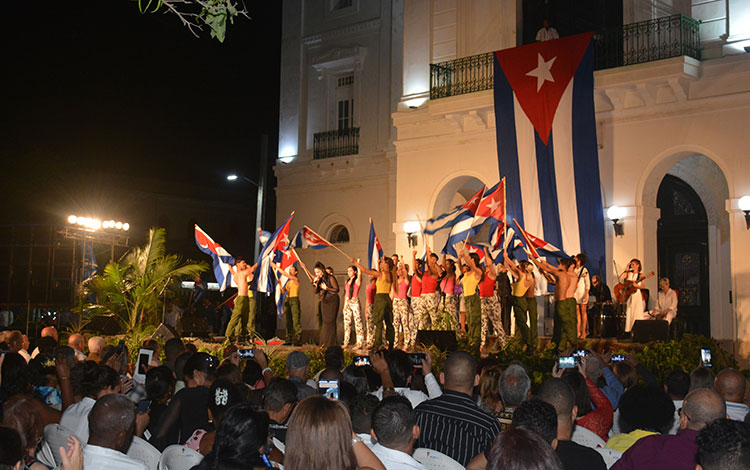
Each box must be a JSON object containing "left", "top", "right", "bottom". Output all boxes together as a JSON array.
[
  {"left": 493, "top": 33, "right": 605, "bottom": 280},
  {"left": 440, "top": 186, "right": 487, "bottom": 257},
  {"left": 368, "top": 218, "right": 384, "bottom": 271},
  {"left": 274, "top": 248, "right": 299, "bottom": 319},
  {"left": 292, "top": 226, "right": 333, "bottom": 249},
  {"left": 513, "top": 218, "right": 570, "bottom": 260},
  {"left": 464, "top": 243, "right": 487, "bottom": 266},
  {"left": 195, "top": 225, "right": 236, "bottom": 292},
  {"left": 471, "top": 179, "right": 506, "bottom": 230},
  {"left": 257, "top": 229, "right": 271, "bottom": 246},
  {"left": 424, "top": 186, "right": 486, "bottom": 235},
  {"left": 253, "top": 212, "right": 294, "bottom": 294}
]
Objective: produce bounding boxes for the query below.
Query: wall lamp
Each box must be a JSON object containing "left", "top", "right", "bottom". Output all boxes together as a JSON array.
[
  {"left": 607, "top": 206, "right": 625, "bottom": 237},
  {"left": 403, "top": 221, "right": 420, "bottom": 248},
  {"left": 739, "top": 196, "right": 750, "bottom": 230}
]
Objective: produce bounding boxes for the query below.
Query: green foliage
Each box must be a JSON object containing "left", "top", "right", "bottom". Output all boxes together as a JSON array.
[
  {"left": 632, "top": 334, "right": 738, "bottom": 382},
  {"left": 132, "top": 0, "right": 247, "bottom": 43},
  {"left": 82, "top": 227, "right": 207, "bottom": 333}
]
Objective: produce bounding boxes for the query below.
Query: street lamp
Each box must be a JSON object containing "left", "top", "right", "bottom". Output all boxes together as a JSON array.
[
  {"left": 739, "top": 196, "right": 750, "bottom": 230},
  {"left": 607, "top": 206, "right": 625, "bottom": 237}
]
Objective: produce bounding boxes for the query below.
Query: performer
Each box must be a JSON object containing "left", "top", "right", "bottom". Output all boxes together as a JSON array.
[
  {"left": 342, "top": 263, "right": 364, "bottom": 349},
  {"left": 393, "top": 259, "right": 411, "bottom": 349},
  {"left": 409, "top": 251, "right": 424, "bottom": 348},
  {"left": 271, "top": 260, "right": 302, "bottom": 346},
  {"left": 313, "top": 261, "right": 339, "bottom": 347},
  {"left": 440, "top": 255, "right": 458, "bottom": 328},
  {"left": 651, "top": 277, "right": 678, "bottom": 338},
  {"left": 619, "top": 259, "right": 646, "bottom": 333},
  {"left": 353, "top": 257, "right": 396, "bottom": 349},
  {"left": 364, "top": 275, "right": 377, "bottom": 348},
  {"left": 420, "top": 247, "right": 441, "bottom": 328},
  {"left": 590, "top": 275, "right": 612, "bottom": 303},
  {"left": 495, "top": 262, "right": 513, "bottom": 334},
  {"left": 458, "top": 247, "right": 483, "bottom": 349},
  {"left": 574, "top": 253, "right": 591, "bottom": 339},
  {"left": 224, "top": 258, "right": 257, "bottom": 339},
  {"left": 504, "top": 254, "right": 536, "bottom": 352},
  {"left": 479, "top": 247, "right": 506, "bottom": 351},
  {"left": 532, "top": 257, "right": 578, "bottom": 352}
]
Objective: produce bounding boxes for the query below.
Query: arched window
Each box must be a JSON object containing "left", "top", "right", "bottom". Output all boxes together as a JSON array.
[{"left": 329, "top": 225, "right": 350, "bottom": 244}]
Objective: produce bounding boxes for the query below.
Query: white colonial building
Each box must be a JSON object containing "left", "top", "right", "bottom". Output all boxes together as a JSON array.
[{"left": 274, "top": 0, "right": 750, "bottom": 357}]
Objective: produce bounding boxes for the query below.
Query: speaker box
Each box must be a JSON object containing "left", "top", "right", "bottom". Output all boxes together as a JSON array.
[
  {"left": 415, "top": 330, "right": 458, "bottom": 351},
  {"left": 632, "top": 320, "right": 669, "bottom": 343},
  {"left": 152, "top": 323, "right": 179, "bottom": 342}
]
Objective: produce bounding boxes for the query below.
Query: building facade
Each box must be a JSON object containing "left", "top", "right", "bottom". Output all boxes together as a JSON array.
[{"left": 275, "top": 0, "right": 750, "bottom": 355}]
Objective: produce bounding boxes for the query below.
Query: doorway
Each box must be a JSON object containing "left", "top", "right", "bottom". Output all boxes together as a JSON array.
[{"left": 657, "top": 174, "right": 710, "bottom": 337}]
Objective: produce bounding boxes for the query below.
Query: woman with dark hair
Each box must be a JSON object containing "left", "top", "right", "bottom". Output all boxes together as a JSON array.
[
  {"left": 3, "top": 395, "right": 47, "bottom": 470},
  {"left": 185, "top": 379, "right": 244, "bottom": 455},
  {"left": 143, "top": 365, "right": 176, "bottom": 440},
  {"left": 487, "top": 427, "right": 563, "bottom": 470},
  {"left": 574, "top": 253, "right": 590, "bottom": 338},
  {"left": 342, "top": 263, "right": 364, "bottom": 349},
  {"left": 504, "top": 253, "right": 537, "bottom": 352},
  {"left": 352, "top": 257, "right": 396, "bottom": 349},
  {"left": 420, "top": 247, "right": 441, "bottom": 328},
  {"left": 152, "top": 352, "right": 218, "bottom": 450},
  {"left": 285, "top": 396, "right": 384, "bottom": 470},
  {"left": 558, "top": 357, "right": 613, "bottom": 441},
  {"left": 458, "top": 248, "right": 484, "bottom": 349},
  {"left": 440, "top": 255, "right": 458, "bottom": 328},
  {"left": 60, "top": 363, "right": 120, "bottom": 443},
  {"left": 409, "top": 251, "right": 424, "bottom": 349},
  {"left": 191, "top": 403, "right": 273, "bottom": 470},
  {"left": 619, "top": 258, "right": 646, "bottom": 333},
  {"left": 392, "top": 259, "right": 411, "bottom": 349},
  {"left": 606, "top": 384, "right": 676, "bottom": 452},
  {"left": 479, "top": 248, "right": 506, "bottom": 351},
  {"left": 0, "top": 352, "right": 32, "bottom": 402},
  {"left": 313, "top": 261, "right": 340, "bottom": 347},
  {"left": 477, "top": 364, "right": 505, "bottom": 414}
]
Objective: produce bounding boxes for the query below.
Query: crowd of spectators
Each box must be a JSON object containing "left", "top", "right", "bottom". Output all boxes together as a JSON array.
[{"left": 1, "top": 326, "right": 750, "bottom": 470}]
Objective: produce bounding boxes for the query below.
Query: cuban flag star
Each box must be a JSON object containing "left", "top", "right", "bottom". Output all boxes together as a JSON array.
[
  {"left": 274, "top": 248, "right": 299, "bottom": 319},
  {"left": 292, "top": 226, "right": 333, "bottom": 249},
  {"left": 195, "top": 225, "right": 236, "bottom": 292},
  {"left": 253, "top": 212, "right": 294, "bottom": 294},
  {"left": 424, "top": 186, "right": 486, "bottom": 235}
]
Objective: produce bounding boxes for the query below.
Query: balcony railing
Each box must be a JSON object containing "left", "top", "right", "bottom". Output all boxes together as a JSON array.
[
  {"left": 313, "top": 127, "right": 360, "bottom": 159},
  {"left": 429, "top": 14, "right": 701, "bottom": 100}
]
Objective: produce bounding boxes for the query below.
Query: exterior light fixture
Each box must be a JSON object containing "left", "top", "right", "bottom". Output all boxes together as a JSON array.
[
  {"left": 739, "top": 196, "right": 750, "bottom": 230},
  {"left": 67, "top": 215, "right": 130, "bottom": 232},
  {"left": 403, "top": 221, "right": 420, "bottom": 248},
  {"left": 226, "top": 174, "right": 239, "bottom": 181},
  {"left": 607, "top": 206, "right": 625, "bottom": 237}
]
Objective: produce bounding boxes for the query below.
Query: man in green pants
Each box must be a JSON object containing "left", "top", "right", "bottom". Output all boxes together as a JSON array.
[
  {"left": 225, "top": 257, "right": 257, "bottom": 339},
  {"left": 273, "top": 261, "right": 302, "bottom": 346},
  {"left": 532, "top": 256, "right": 578, "bottom": 352}
]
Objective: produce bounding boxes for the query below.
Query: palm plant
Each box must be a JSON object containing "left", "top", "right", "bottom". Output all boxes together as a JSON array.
[{"left": 82, "top": 227, "right": 208, "bottom": 333}]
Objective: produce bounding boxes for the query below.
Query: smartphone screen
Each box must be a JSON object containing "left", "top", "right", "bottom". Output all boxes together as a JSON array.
[
  {"left": 115, "top": 340, "right": 125, "bottom": 355},
  {"left": 558, "top": 356, "right": 577, "bottom": 369},
  {"left": 572, "top": 350, "right": 589, "bottom": 358},
  {"left": 238, "top": 349, "right": 255, "bottom": 360},
  {"left": 137, "top": 353, "right": 150, "bottom": 375},
  {"left": 409, "top": 353, "right": 426, "bottom": 368},
  {"left": 611, "top": 354, "right": 626, "bottom": 363},
  {"left": 354, "top": 356, "right": 371, "bottom": 367},
  {"left": 136, "top": 399, "right": 151, "bottom": 414},
  {"left": 700, "top": 348, "right": 712, "bottom": 367},
  {"left": 319, "top": 380, "right": 339, "bottom": 400}
]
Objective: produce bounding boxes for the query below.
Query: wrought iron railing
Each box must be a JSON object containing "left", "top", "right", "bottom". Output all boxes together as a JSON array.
[
  {"left": 313, "top": 127, "right": 360, "bottom": 159},
  {"left": 429, "top": 14, "right": 701, "bottom": 100}
]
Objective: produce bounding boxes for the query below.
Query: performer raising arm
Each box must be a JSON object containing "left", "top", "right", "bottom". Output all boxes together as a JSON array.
[
  {"left": 225, "top": 258, "right": 257, "bottom": 340},
  {"left": 479, "top": 247, "right": 506, "bottom": 351},
  {"left": 271, "top": 260, "right": 303, "bottom": 346},
  {"left": 420, "top": 246, "right": 441, "bottom": 329},
  {"left": 531, "top": 256, "right": 578, "bottom": 352},
  {"left": 458, "top": 246, "right": 483, "bottom": 349},
  {"left": 504, "top": 254, "right": 536, "bottom": 352},
  {"left": 352, "top": 257, "right": 396, "bottom": 349},
  {"left": 409, "top": 251, "right": 424, "bottom": 348},
  {"left": 342, "top": 262, "right": 364, "bottom": 349}
]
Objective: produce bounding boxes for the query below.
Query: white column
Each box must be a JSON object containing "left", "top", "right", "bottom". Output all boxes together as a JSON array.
[{"left": 401, "top": 0, "right": 431, "bottom": 108}]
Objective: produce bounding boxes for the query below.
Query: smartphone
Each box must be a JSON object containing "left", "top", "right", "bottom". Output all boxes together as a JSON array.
[
  {"left": 319, "top": 379, "right": 340, "bottom": 400},
  {"left": 409, "top": 353, "right": 426, "bottom": 368},
  {"left": 238, "top": 349, "right": 255, "bottom": 360},
  {"left": 354, "top": 356, "right": 371, "bottom": 367},
  {"left": 572, "top": 350, "right": 589, "bottom": 358},
  {"left": 133, "top": 348, "right": 153, "bottom": 384},
  {"left": 700, "top": 348, "right": 712, "bottom": 367},
  {"left": 558, "top": 356, "right": 577, "bottom": 369},
  {"left": 115, "top": 340, "right": 126, "bottom": 355},
  {"left": 611, "top": 354, "right": 626, "bottom": 363},
  {"left": 136, "top": 399, "right": 152, "bottom": 414}
]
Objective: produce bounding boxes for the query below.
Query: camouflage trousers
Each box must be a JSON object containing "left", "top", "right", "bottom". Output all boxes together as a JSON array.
[
  {"left": 409, "top": 296, "right": 423, "bottom": 348},
  {"left": 342, "top": 297, "right": 365, "bottom": 348},
  {"left": 441, "top": 293, "right": 459, "bottom": 329},
  {"left": 393, "top": 298, "right": 411, "bottom": 348},
  {"left": 420, "top": 292, "right": 441, "bottom": 329},
  {"left": 481, "top": 295, "right": 507, "bottom": 349}
]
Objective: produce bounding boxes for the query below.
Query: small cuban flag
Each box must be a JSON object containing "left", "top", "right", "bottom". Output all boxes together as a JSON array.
[
  {"left": 292, "top": 226, "right": 333, "bottom": 250},
  {"left": 194, "top": 225, "right": 236, "bottom": 292},
  {"left": 368, "top": 218, "right": 384, "bottom": 271}
]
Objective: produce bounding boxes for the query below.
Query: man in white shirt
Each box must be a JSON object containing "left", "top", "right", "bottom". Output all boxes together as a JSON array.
[
  {"left": 536, "top": 19, "right": 559, "bottom": 42},
  {"left": 370, "top": 395, "right": 426, "bottom": 470},
  {"left": 715, "top": 368, "right": 750, "bottom": 421},
  {"left": 31, "top": 326, "right": 58, "bottom": 358},
  {"left": 68, "top": 333, "right": 88, "bottom": 362},
  {"left": 371, "top": 350, "right": 442, "bottom": 408},
  {"left": 652, "top": 277, "right": 678, "bottom": 323},
  {"left": 83, "top": 394, "right": 148, "bottom": 470}
]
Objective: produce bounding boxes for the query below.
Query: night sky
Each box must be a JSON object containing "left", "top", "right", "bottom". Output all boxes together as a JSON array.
[{"left": 1, "top": 1, "right": 281, "bottom": 244}]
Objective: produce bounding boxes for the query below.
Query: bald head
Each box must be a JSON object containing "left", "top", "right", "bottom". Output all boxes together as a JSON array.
[
  {"left": 538, "top": 377, "right": 576, "bottom": 417},
  {"left": 682, "top": 388, "right": 726, "bottom": 431},
  {"left": 715, "top": 369, "right": 747, "bottom": 404},
  {"left": 88, "top": 394, "right": 136, "bottom": 451},
  {"left": 68, "top": 334, "right": 85, "bottom": 353},
  {"left": 41, "top": 326, "right": 58, "bottom": 341},
  {"left": 443, "top": 351, "right": 477, "bottom": 391},
  {"left": 88, "top": 336, "right": 104, "bottom": 354}
]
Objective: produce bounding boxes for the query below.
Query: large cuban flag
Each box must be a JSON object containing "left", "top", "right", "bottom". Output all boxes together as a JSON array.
[
  {"left": 493, "top": 32, "right": 605, "bottom": 280},
  {"left": 195, "top": 225, "right": 236, "bottom": 292}
]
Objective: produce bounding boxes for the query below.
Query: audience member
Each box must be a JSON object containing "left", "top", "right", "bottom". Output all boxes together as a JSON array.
[
  {"left": 0, "top": 353, "right": 32, "bottom": 401},
  {"left": 477, "top": 364, "right": 504, "bottom": 414},
  {"left": 286, "top": 351, "right": 316, "bottom": 401},
  {"left": 690, "top": 366, "right": 715, "bottom": 391},
  {"left": 665, "top": 370, "right": 691, "bottom": 434},
  {"left": 370, "top": 395, "right": 425, "bottom": 470},
  {"left": 141, "top": 339, "right": 161, "bottom": 366},
  {"left": 486, "top": 427, "right": 563, "bottom": 470},
  {"left": 2, "top": 395, "right": 45, "bottom": 470},
  {"left": 415, "top": 351, "right": 501, "bottom": 466},
  {"left": 696, "top": 419, "right": 750, "bottom": 470},
  {"left": 191, "top": 403, "right": 273, "bottom": 470},
  {"left": 31, "top": 326, "right": 58, "bottom": 358},
  {"left": 18, "top": 334, "right": 31, "bottom": 362},
  {"left": 264, "top": 379, "right": 298, "bottom": 445},
  {"left": 560, "top": 361, "right": 613, "bottom": 442},
  {"left": 173, "top": 351, "right": 193, "bottom": 393},
  {"left": 67, "top": 334, "right": 87, "bottom": 362},
  {"left": 4, "top": 331, "right": 25, "bottom": 358},
  {"left": 611, "top": 362, "right": 638, "bottom": 390},
  {"left": 28, "top": 355, "right": 62, "bottom": 410},
  {"left": 537, "top": 377, "right": 606, "bottom": 470},
  {"left": 606, "top": 384, "right": 676, "bottom": 452},
  {"left": 60, "top": 363, "right": 121, "bottom": 442},
  {"left": 87, "top": 336, "right": 105, "bottom": 363},
  {"left": 587, "top": 352, "right": 624, "bottom": 410},
  {"left": 343, "top": 364, "right": 370, "bottom": 395},
  {"left": 216, "top": 362, "right": 243, "bottom": 384},
  {"left": 243, "top": 360, "right": 265, "bottom": 390},
  {"left": 371, "top": 350, "right": 441, "bottom": 407},
  {"left": 715, "top": 368, "right": 749, "bottom": 421},
  {"left": 350, "top": 394, "right": 380, "bottom": 445},
  {"left": 0, "top": 426, "right": 25, "bottom": 470},
  {"left": 312, "top": 346, "right": 345, "bottom": 384},
  {"left": 511, "top": 399, "right": 558, "bottom": 445},
  {"left": 187, "top": 379, "right": 243, "bottom": 455},
  {"left": 83, "top": 394, "right": 147, "bottom": 470},
  {"left": 142, "top": 365, "right": 175, "bottom": 439},
  {"left": 163, "top": 338, "right": 186, "bottom": 372},
  {"left": 500, "top": 363, "right": 532, "bottom": 413},
  {"left": 222, "top": 344, "right": 240, "bottom": 367},
  {"left": 611, "top": 388, "right": 726, "bottom": 470}
]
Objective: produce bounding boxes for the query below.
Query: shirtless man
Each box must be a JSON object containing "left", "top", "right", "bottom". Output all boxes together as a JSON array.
[
  {"left": 532, "top": 257, "right": 577, "bottom": 351},
  {"left": 225, "top": 257, "right": 258, "bottom": 339}
]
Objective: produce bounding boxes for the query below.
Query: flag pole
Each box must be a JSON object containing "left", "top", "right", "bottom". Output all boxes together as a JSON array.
[
  {"left": 290, "top": 246, "right": 314, "bottom": 282},
  {"left": 303, "top": 225, "right": 353, "bottom": 261},
  {"left": 502, "top": 177, "right": 507, "bottom": 245}
]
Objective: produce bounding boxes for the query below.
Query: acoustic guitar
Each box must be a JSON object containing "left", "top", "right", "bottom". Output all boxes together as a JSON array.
[{"left": 614, "top": 271, "right": 655, "bottom": 304}]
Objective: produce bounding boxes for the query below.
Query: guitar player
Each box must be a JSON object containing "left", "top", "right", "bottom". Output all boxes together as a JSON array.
[{"left": 619, "top": 258, "right": 647, "bottom": 333}]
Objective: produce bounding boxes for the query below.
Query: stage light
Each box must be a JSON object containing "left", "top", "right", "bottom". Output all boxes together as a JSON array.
[
  {"left": 122, "top": 223, "right": 130, "bottom": 231},
  {"left": 92, "top": 219, "right": 101, "bottom": 230},
  {"left": 607, "top": 206, "right": 625, "bottom": 237},
  {"left": 115, "top": 221, "right": 123, "bottom": 230},
  {"left": 68, "top": 215, "right": 77, "bottom": 224},
  {"left": 226, "top": 174, "right": 239, "bottom": 181},
  {"left": 739, "top": 196, "right": 750, "bottom": 230}
]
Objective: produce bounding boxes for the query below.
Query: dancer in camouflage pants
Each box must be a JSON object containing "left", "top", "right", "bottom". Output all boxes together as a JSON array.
[
  {"left": 342, "top": 297, "right": 364, "bottom": 348},
  {"left": 481, "top": 294, "right": 507, "bottom": 349},
  {"left": 393, "top": 298, "right": 411, "bottom": 348}
]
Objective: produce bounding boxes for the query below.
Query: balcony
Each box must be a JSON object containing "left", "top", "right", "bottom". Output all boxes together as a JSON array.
[
  {"left": 313, "top": 127, "right": 360, "bottom": 159},
  {"left": 429, "top": 14, "right": 701, "bottom": 100}
]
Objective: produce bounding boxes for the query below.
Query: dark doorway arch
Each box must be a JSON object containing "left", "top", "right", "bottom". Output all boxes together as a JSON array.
[{"left": 657, "top": 174, "right": 709, "bottom": 337}]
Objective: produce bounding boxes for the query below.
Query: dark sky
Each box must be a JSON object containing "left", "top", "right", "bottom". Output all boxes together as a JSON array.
[{"left": 1, "top": 1, "right": 281, "bottom": 229}]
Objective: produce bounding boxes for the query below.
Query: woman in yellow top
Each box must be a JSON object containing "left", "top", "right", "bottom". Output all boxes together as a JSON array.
[
  {"left": 352, "top": 256, "right": 396, "bottom": 349},
  {"left": 271, "top": 260, "right": 303, "bottom": 346},
  {"left": 458, "top": 246, "right": 483, "bottom": 349},
  {"left": 504, "top": 252, "right": 537, "bottom": 352}
]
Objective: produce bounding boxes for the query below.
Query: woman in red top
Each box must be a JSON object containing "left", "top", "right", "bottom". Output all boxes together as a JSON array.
[
  {"left": 440, "top": 254, "right": 458, "bottom": 328},
  {"left": 479, "top": 248, "right": 506, "bottom": 351},
  {"left": 342, "top": 263, "right": 364, "bottom": 349},
  {"left": 393, "top": 260, "right": 411, "bottom": 349},
  {"left": 420, "top": 246, "right": 441, "bottom": 329},
  {"left": 556, "top": 357, "right": 614, "bottom": 441},
  {"left": 409, "top": 251, "right": 423, "bottom": 348}
]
